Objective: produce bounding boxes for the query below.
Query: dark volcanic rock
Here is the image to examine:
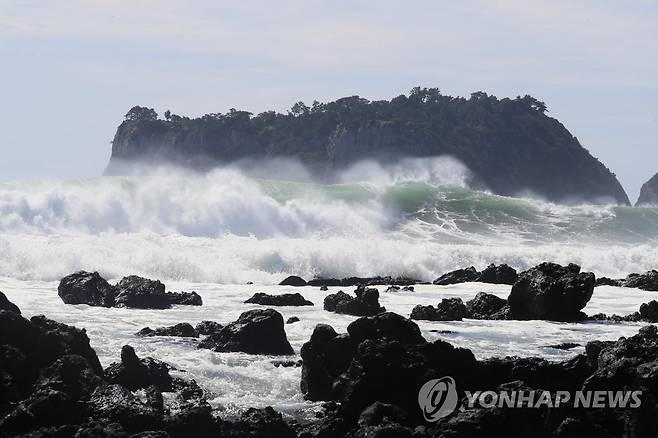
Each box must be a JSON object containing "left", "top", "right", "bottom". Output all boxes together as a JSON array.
[
  {"left": 58, "top": 271, "right": 116, "bottom": 307},
  {"left": 88, "top": 384, "right": 163, "bottom": 433},
  {"left": 279, "top": 275, "right": 307, "bottom": 286},
  {"left": 624, "top": 270, "right": 658, "bottom": 291},
  {"left": 433, "top": 266, "right": 479, "bottom": 285},
  {"left": 636, "top": 173, "right": 658, "bottom": 206},
  {"left": 465, "top": 292, "right": 508, "bottom": 319},
  {"left": 508, "top": 262, "right": 594, "bottom": 321},
  {"left": 323, "top": 286, "right": 385, "bottom": 316},
  {"left": 165, "top": 291, "right": 202, "bottom": 306},
  {"left": 286, "top": 316, "right": 300, "bottom": 324},
  {"left": 308, "top": 276, "right": 420, "bottom": 287},
  {"left": 640, "top": 301, "right": 658, "bottom": 322},
  {"left": 217, "top": 406, "right": 297, "bottom": 438},
  {"left": 478, "top": 263, "right": 518, "bottom": 284},
  {"left": 136, "top": 323, "right": 198, "bottom": 338},
  {"left": 245, "top": 292, "right": 313, "bottom": 306},
  {"left": 194, "top": 320, "right": 223, "bottom": 336},
  {"left": 114, "top": 275, "right": 169, "bottom": 309},
  {"left": 410, "top": 297, "right": 468, "bottom": 321},
  {"left": 547, "top": 342, "right": 581, "bottom": 350},
  {"left": 301, "top": 313, "right": 424, "bottom": 402},
  {"left": 0, "top": 291, "right": 20, "bottom": 314},
  {"left": 29, "top": 315, "right": 104, "bottom": 375},
  {"left": 198, "top": 308, "right": 294, "bottom": 355},
  {"left": 104, "top": 345, "right": 173, "bottom": 392},
  {"left": 300, "top": 324, "right": 355, "bottom": 401}
]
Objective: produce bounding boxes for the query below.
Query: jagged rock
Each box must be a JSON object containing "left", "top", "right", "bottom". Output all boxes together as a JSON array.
[
  {"left": 433, "top": 266, "right": 479, "bottom": 285},
  {"left": 197, "top": 309, "right": 294, "bottom": 355},
  {"left": 58, "top": 272, "right": 202, "bottom": 309},
  {"left": 640, "top": 301, "right": 658, "bottom": 322},
  {"left": 465, "top": 292, "right": 508, "bottom": 319},
  {"left": 245, "top": 292, "right": 313, "bottom": 306},
  {"left": 636, "top": 173, "right": 658, "bottom": 206},
  {"left": 624, "top": 270, "right": 658, "bottom": 291},
  {"left": 33, "top": 355, "right": 105, "bottom": 401},
  {"left": 286, "top": 316, "right": 300, "bottom": 324},
  {"left": 114, "top": 276, "right": 170, "bottom": 309},
  {"left": 347, "top": 312, "right": 426, "bottom": 346},
  {"left": 164, "top": 378, "right": 215, "bottom": 437},
  {"left": 323, "top": 286, "right": 385, "bottom": 316},
  {"left": 104, "top": 345, "right": 173, "bottom": 392},
  {"left": 136, "top": 323, "right": 198, "bottom": 338},
  {"left": 165, "top": 291, "right": 202, "bottom": 306},
  {"left": 279, "top": 275, "right": 307, "bottom": 286},
  {"left": 88, "top": 384, "right": 163, "bottom": 433},
  {"left": 300, "top": 324, "right": 356, "bottom": 401},
  {"left": 300, "top": 313, "right": 426, "bottom": 402},
  {"left": 29, "top": 315, "right": 104, "bottom": 375},
  {"left": 217, "top": 406, "right": 297, "bottom": 438},
  {"left": 57, "top": 271, "right": 116, "bottom": 307},
  {"left": 508, "top": 262, "right": 594, "bottom": 321},
  {"left": 194, "top": 321, "right": 223, "bottom": 336},
  {"left": 0, "top": 311, "right": 104, "bottom": 418},
  {"left": 410, "top": 298, "right": 468, "bottom": 321},
  {"left": 0, "top": 291, "right": 20, "bottom": 314},
  {"left": 478, "top": 263, "right": 518, "bottom": 284}
]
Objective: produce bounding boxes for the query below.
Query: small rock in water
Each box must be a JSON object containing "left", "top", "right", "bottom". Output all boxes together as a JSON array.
[
  {"left": 166, "top": 291, "right": 202, "bottom": 306},
  {"left": 197, "top": 308, "right": 294, "bottom": 355},
  {"left": 136, "top": 323, "right": 198, "bottom": 338},
  {"left": 286, "top": 316, "right": 300, "bottom": 324},
  {"left": 508, "top": 262, "right": 594, "bottom": 321},
  {"left": 433, "top": 266, "right": 479, "bottom": 285},
  {"left": 410, "top": 297, "right": 467, "bottom": 321},
  {"left": 319, "top": 285, "right": 328, "bottom": 291},
  {"left": 465, "top": 292, "right": 508, "bottom": 320},
  {"left": 245, "top": 292, "right": 313, "bottom": 306},
  {"left": 323, "top": 286, "right": 385, "bottom": 316},
  {"left": 547, "top": 342, "right": 581, "bottom": 350},
  {"left": 279, "top": 275, "right": 307, "bottom": 286}
]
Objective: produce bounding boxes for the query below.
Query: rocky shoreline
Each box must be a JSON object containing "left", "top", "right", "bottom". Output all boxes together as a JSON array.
[{"left": 2, "top": 262, "right": 658, "bottom": 436}]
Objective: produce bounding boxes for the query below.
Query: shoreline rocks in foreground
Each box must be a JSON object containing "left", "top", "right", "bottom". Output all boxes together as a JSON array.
[
  {"left": 58, "top": 271, "right": 202, "bottom": 309},
  {"left": 299, "top": 311, "right": 658, "bottom": 438},
  {"left": 3, "top": 287, "right": 658, "bottom": 437}
]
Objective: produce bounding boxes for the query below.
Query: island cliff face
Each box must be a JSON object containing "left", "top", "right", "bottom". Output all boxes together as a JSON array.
[
  {"left": 106, "top": 88, "right": 630, "bottom": 205},
  {"left": 636, "top": 174, "right": 658, "bottom": 206}
]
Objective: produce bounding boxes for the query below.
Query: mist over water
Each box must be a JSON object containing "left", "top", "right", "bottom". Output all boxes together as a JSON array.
[{"left": 1, "top": 157, "right": 657, "bottom": 283}]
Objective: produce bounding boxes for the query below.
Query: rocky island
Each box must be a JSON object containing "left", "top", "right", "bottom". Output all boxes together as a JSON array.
[{"left": 106, "top": 88, "right": 630, "bottom": 205}]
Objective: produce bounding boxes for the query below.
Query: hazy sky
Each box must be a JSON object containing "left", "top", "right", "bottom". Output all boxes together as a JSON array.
[{"left": 1, "top": 0, "right": 657, "bottom": 200}]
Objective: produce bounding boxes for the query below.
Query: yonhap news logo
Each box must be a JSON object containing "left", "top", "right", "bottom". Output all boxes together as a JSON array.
[
  {"left": 418, "top": 376, "right": 642, "bottom": 422},
  {"left": 418, "top": 376, "right": 459, "bottom": 422}
]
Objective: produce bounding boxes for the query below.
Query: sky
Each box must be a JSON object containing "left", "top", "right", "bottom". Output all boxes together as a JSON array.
[{"left": 1, "top": 0, "right": 657, "bottom": 200}]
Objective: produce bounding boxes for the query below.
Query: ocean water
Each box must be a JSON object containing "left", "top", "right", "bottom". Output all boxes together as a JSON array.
[{"left": 1, "top": 160, "right": 657, "bottom": 419}]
